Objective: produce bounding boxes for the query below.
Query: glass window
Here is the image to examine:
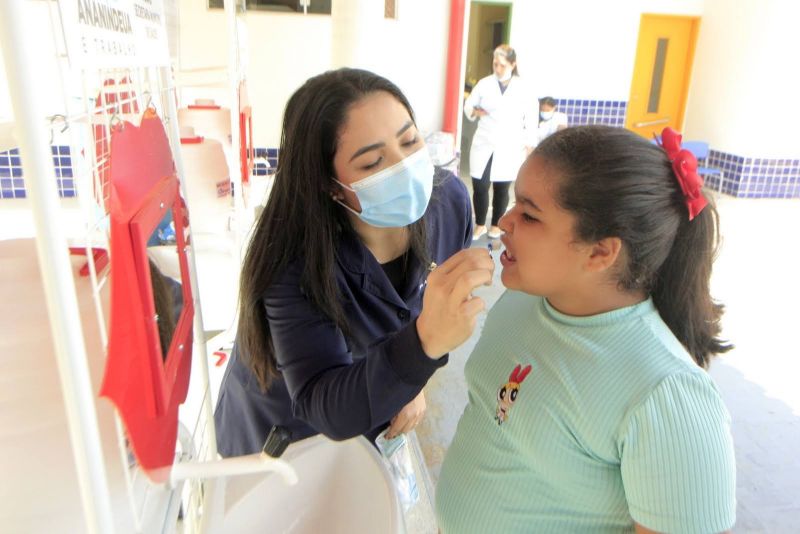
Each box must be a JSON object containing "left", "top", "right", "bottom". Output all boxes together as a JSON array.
[
  {"left": 647, "top": 38, "right": 669, "bottom": 113},
  {"left": 208, "top": 0, "right": 332, "bottom": 15}
]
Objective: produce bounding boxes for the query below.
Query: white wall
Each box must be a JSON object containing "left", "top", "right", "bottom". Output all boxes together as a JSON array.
[
  {"left": 178, "top": 3, "right": 331, "bottom": 148},
  {"left": 0, "top": 47, "right": 10, "bottom": 122},
  {"left": 178, "top": 0, "right": 450, "bottom": 148},
  {"left": 363, "top": 1, "right": 451, "bottom": 141},
  {"left": 505, "top": 0, "right": 800, "bottom": 158},
  {"left": 683, "top": 0, "right": 800, "bottom": 158},
  {"left": 507, "top": 0, "right": 703, "bottom": 100},
  {"left": 5, "top": 0, "right": 795, "bottom": 159}
]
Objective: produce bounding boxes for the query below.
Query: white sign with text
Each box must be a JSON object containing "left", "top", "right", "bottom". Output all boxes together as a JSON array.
[{"left": 59, "top": 0, "right": 170, "bottom": 68}]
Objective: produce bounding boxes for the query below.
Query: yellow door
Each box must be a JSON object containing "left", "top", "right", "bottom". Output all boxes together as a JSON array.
[{"left": 626, "top": 15, "right": 699, "bottom": 139}]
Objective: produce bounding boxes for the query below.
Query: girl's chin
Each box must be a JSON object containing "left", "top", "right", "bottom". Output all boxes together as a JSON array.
[{"left": 499, "top": 268, "right": 517, "bottom": 290}]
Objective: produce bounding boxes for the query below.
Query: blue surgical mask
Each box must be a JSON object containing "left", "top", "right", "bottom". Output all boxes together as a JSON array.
[
  {"left": 540, "top": 111, "right": 555, "bottom": 121},
  {"left": 334, "top": 147, "right": 434, "bottom": 228}
]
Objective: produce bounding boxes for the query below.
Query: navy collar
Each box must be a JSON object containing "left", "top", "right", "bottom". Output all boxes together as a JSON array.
[
  {"left": 335, "top": 229, "right": 369, "bottom": 274},
  {"left": 335, "top": 230, "right": 423, "bottom": 308}
]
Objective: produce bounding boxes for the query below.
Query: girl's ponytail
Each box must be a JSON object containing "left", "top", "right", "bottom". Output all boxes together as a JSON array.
[{"left": 650, "top": 202, "right": 731, "bottom": 367}]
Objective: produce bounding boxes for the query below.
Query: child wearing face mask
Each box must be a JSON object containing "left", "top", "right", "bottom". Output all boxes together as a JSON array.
[
  {"left": 436, "top": 126, "right": 736, "bottom": 533},
  {"left": 214, "top": 68, "right": 494, "bottom": 457},
  {"left": 537, "top": 96, "right": 568, "bottom": 143}
]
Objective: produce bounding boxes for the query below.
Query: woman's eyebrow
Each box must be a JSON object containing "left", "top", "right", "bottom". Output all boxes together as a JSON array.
[
  {"left": 349, "top": 121, "right": 414, "bottom": 162},
  {"left": 396, "top": 120, "right": 413, "bottom": 137},
  {"left": 349, "top": 142, "right": 385, "bottom": 162}
]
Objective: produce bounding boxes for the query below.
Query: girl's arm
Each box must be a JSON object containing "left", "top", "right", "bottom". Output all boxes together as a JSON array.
[{"left": 619, "top": 372, "right": 736, "bottom": 533}]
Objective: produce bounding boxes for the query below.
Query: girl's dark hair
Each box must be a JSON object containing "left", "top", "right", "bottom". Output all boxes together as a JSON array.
[
  {"left": 535, "top": 125, "right": 731, "bottom": 367},
  {"left": 494, "top": 44, "right": 519, "bottom": 76},
  {"left": 239, "top": 68, "right": 429, "bottom": 390}
]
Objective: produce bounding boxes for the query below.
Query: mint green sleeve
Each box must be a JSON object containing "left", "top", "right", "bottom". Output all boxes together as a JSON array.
[{"left": 618, "top": 372, "right": 736, "bottom": 533}]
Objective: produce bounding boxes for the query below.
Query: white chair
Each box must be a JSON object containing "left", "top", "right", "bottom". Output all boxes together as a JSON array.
[{"left": 682, "top": 140, "right": 724, "bottom": 193}]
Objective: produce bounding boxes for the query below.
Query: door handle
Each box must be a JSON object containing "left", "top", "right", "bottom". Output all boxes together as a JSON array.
[{"left": 633, "top": 117, "right": 670, "bottom": 128}]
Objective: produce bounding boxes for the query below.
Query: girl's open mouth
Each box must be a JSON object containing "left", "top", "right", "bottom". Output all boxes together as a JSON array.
[{"left": 500, "top": 249, "right": 516, "bottom": 266}]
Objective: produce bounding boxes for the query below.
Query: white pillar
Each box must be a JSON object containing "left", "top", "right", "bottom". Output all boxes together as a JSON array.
[{"left": 0, "top": 2, "right": 115, "bottom": 533}]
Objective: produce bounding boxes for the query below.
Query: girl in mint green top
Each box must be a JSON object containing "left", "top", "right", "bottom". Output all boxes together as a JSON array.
[{"left": 436, "top": 126, "right": 736, "bottom": 533}]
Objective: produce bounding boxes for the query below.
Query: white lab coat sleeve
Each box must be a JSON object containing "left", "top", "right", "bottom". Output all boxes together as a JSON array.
[
  {"left": 463, "top": 79, "right": 484, "bottom": 122},
  {"left": 523, "top": 81, "right": 540, "bottom": 148}
]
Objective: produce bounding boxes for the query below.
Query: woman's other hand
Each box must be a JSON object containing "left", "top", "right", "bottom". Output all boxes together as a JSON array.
[
  {"left": 386, "top": 391, "right": 426, "bottom": 439},
  {"left": 416, "top": 248, "right": 495, "bottom": 359}
]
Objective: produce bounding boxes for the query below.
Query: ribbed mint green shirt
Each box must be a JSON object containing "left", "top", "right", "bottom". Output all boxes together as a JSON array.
[{"left": 436, "top": 291, "right": 735, "bottom": 533}]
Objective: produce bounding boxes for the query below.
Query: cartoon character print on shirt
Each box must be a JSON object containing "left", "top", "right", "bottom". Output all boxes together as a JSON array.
[{"left": 495, "top": 364, "right": 532, "bottom": 425}]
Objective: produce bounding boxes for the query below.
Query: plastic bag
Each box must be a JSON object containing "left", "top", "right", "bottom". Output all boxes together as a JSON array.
[
  {"left": 375, "top": 432, "right": 419, "bottom": 511},
  {"left": 424, "top": 131, "right": 456, "bottom": 167}
]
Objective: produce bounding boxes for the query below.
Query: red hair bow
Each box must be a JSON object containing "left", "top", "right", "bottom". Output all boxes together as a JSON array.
[{"left": 659, "top": 127, "right": 708, "bottom": 220}]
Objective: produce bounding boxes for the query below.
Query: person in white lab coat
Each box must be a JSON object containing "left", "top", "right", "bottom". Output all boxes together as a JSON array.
[
  {"left": 464, "top": 44, "right": 538, "bottom": 240},
  {"left": 538, "top": 96, "right": 569, "bottom": 143}
]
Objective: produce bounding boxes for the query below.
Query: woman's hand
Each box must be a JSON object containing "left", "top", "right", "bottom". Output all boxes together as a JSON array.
[
  {"left": 472, "top": 106, "right": 488, "bottom": 118},
  {"left": 416, "top": 248, "right": 495, "bottom": 359},
  {"left": 386, "top": 391, "right": 426, "bottom": 439}
]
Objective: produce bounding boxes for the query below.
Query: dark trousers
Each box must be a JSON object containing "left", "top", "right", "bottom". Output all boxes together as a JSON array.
[{"left": 472, "top": 155, "right": 511, "bottom": 226}]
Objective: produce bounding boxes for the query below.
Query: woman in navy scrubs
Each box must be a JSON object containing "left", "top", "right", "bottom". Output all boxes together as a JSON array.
[{"left": 215, "top": 68, "right": 494, "bottom": 456}]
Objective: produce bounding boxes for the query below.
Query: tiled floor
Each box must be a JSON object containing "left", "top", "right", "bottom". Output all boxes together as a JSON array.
[{"left": 416, "top": 181, "right": 800, "bottom": 532}]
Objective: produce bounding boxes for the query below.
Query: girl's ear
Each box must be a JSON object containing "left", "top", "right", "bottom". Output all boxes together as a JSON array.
[{"left": 585, "top": 237, "right": 623, "bottom": 273}]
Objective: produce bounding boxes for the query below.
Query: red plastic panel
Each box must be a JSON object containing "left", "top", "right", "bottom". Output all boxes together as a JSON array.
[{"left": 102, "top": 111, "right": 194, "bottom": 482}]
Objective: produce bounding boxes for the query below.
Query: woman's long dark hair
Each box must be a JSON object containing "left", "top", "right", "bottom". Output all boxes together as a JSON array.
[
  {"left": 239, "top": 68, "right": 429, "bottom": 390},
  {"left": 535, "top": 125, "right": 731, "bottom": 367}
]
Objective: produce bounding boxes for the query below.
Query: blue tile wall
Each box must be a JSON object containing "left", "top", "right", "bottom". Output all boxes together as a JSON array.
[
  {"left": 0, "top": 148, "right": 24, "bottom": 199},
  {"left": 52, "top": 146, "right": 76, "bottom": 198},
  {"left": 2, "top": 144, "right": 279, "bottom": 199},
  {"left": 556, "top": 99, "right": 627, "bottom": 128},
  {"left": 549, "top": 98, "right": 799, "bottom": 199},
  {"left": 253, "top": 162, "right": 269, "bottom": 176},
  {"left": 253, "top": 147, "right": 279, "bottom": 176},
  {"left": 6, "top": 141, "right": 796, "bottom": 199},
  {"left": 1, "top": 146, "right": 77, "bottom": 199},
  {"left": 706, "top": 151, "right": 800, "bottom": 198}
]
